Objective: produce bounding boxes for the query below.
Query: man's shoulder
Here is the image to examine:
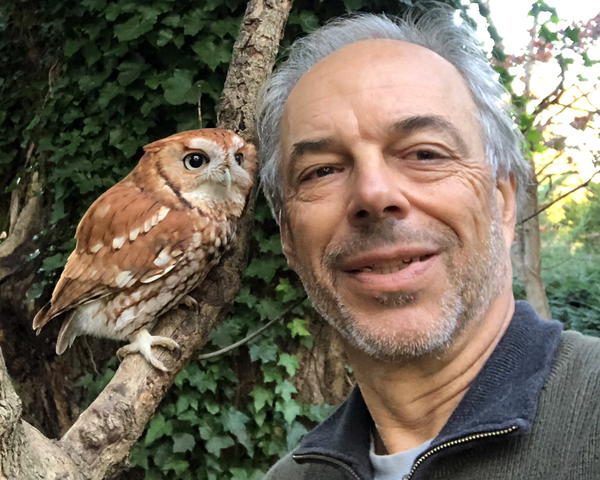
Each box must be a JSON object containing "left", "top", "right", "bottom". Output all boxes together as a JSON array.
[
  {"left": 548, "top": 329, "right": 600, "bottom": 392},
  {"left": 263, "top": 453, "right": 301, "bottom": 479},
  {"left": 558, "top": 330, "right": 600, "bottom": 368},
  {"left": 263, "top": 452, "right": 346, "bottom": 480}
]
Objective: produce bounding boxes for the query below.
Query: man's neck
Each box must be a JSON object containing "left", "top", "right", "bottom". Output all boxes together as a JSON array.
[{"left": 347, "top": 291, "right": 515, "bottom": 454}]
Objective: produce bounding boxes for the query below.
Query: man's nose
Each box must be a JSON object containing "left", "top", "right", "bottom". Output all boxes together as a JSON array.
[{"left": 347, "top": 152, "right": 410, "bottom": 226}]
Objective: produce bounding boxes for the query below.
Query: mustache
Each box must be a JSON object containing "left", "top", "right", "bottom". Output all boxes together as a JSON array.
[{"left": 323, "top": 219, "right": 457, "bottom": 269}]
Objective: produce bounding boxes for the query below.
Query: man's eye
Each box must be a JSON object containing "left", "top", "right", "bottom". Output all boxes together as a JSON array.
[
  {"left": 302, "top": 166, "right": 338, "bottom": 182},
  {"left": 413, "top": 150, "right": 443, "bottom": 160},
  {"left": 315, "top": 166, "right": 336, "bottom": 177}
]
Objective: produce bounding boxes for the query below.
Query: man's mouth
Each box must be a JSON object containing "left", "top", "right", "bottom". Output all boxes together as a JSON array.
[{"left": 346, "top": 254, "right": 435, "bottom": 274}]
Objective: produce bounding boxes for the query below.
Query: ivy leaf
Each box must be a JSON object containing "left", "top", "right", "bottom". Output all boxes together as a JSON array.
[
  {"left": 261, "top": 365, "right": 283, "bottom": 384},
  {"left": 145, "top": 413, "right": 173, "bottom": 445},
  {"left": 246, "top": 257, "right": 284, "bottom": 282},
  {"left": 81, "top": 0, "right": 108, "bottom": 11},
  {"left": 287, "top": 318, "right": 311, "bottom": 338},
  {"left": 175, "top": 392, "right": 198, "bottom": 414},
  {"left": 41, "top": 252, "right": 68, "bottom": 272},
  {"left": 64, "top": 38, "right": 85, "bottom": 57},
  {"left": 104, "top": 3, "right": 121, "bottom": 21},
  {"left": 162, "top": 69, "right": 195, "bottom": 105},
  {"left": 192, "top": 36, "right": 231, "bottom": 71},
  {"left": 249, "top": 339, "right": 278, "bottom": 363},
  {"left": 235, "top": 286, "right": 258, "bottom": 307},
  {"left": 162, "top": 458, "right": 189, "bottom": 474},
  {"left": 277, "top": 398, "right": 301, "bottom": 424},
  {"left": 117, "top": 60, "right": 144, "bottom": 86},
  {"left": 157, "top": 29, "right": 174, "bottom": 47},
  {"left": 258, "top": 234, "right": 282, "bottom": 254},
  {"left": 222, "top": 408, "right": 250, "bottom": 434},
  {"left": 81, "top": 43, "right": 102, "bottom": 67},
  {"left": 277, "top": 354, "right": 299, "bottom": 377},
  {"left": 305, "top": 403, "right": 337, "bottom": 423},
  {"left": 286, "top": 422, "right": 308, "bottom": 451},
  {"left": 183, "top": 9, "right": 208, "bottom": 36},
  {"left": 275, "top": 380, "right": 298, "bottom": 402},
  {"left": 114, "top": 11, "right": 158, "bottom": 42},
  {"left": 205, "top": 435, "right": 235, "bottom": 456},
  {"left": 256, "top": 297, "right": 283, "bottom": 321},
  {"left": 210, "top": 18, "right": 241, "bottom": 38},
  {"left": 172, "top": 432, "right": 196, "bottom": 453},
  {"left": 276, "top": 278, "right": 304, "bottom": 303},
  {"left": 222, "top": 408, "right": 252, "bottom": 454},
  {"left": 251, "top": 386, "right": 274, "bottom": 412},
  {"left": 163, "top": 14, "right": 181, "bottom": 28},
  {"left": 98, "top": 82, "right": 121, "bottom": 108}
]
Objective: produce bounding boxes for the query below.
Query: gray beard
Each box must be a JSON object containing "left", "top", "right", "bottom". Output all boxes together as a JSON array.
[{"left": 293, "top": 211, "right": 507, "bottom": 363}]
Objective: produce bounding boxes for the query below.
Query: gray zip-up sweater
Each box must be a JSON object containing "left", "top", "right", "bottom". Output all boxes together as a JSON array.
[{"left": 265, "top": 301, "right": 600, "bottom": 479}]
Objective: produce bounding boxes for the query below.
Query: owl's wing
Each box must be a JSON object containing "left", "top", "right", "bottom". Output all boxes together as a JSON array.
[{"left": 33, "top": 180, "right": 202, "bottom": 330}]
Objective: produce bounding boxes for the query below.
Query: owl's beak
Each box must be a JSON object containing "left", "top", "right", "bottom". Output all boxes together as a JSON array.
[{"left": 223, "top": 168, "right": 232, "bottom": 189}]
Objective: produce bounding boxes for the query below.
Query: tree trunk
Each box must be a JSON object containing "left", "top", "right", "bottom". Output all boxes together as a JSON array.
[
  {"left": 515, "top": 173, "right": 552, "bottom": 320},
  {"left": 0, "top": 1, "right": 293, "bottom": 478}
]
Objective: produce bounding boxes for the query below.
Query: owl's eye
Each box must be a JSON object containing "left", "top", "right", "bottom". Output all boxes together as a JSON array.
[
  {"left": 183, "top": 152, "right": 210, "bottom": 170},
  {"left": 234, "top": 152, "right": 244, "bottom": 165}
]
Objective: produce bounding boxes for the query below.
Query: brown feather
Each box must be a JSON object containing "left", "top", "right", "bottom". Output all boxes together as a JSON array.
[{"left": 32, "top": 128, "right": 257, "bottom": 366}]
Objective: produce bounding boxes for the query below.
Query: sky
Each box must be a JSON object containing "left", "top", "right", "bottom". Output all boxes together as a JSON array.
[
  {"left": 487, "top": 0, "right": 598, "bottom": 54},
  {"left": 472, "top": 0, "right": 600, "bottom": 203}
]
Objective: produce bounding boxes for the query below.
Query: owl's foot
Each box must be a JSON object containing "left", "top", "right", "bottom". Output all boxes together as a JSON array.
[
  {"left": 117, "top": 329, "right": 180, "bottom": 372},
  {"left": 180, "top": 295, "right": 199, "bottom": 311}
]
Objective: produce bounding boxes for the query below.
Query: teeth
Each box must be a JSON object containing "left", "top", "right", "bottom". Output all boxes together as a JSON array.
[{"left": 356, "top": 254, "right": 431, "bottom": 274}]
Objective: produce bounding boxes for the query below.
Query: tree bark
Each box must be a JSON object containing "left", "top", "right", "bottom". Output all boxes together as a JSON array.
[
  {"left": 0, "top": 1, "right": 293, "bottom": 478},
  {"left": 515, "top": 174, "right": 552, "bottom": 320}
]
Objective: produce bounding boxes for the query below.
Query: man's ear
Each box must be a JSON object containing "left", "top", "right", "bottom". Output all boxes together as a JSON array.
[
  {"left": 495, "top": 173, "right": 517, "bottom": 245},
  {"left": 279, "top": 211, "right": 297, "bottom": 270}
]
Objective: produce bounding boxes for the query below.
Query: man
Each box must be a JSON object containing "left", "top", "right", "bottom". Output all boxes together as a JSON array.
[{"left": 257, "top": 5, "right": 600, "bottom": 480}]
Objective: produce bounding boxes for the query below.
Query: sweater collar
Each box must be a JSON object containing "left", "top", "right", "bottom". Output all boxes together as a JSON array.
[{"left": 293, "top": 301, "right": 563, "bottom": 479}]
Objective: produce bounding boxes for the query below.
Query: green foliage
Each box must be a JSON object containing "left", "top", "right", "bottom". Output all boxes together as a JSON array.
[
  {"left": 557, "top": 182, "right": 600, "bottom": 254},
  {"left": 9, "top": 0, "right": 589, "bottom": 479},
  {"left": 514, "top": 238, "right": 600, "bottom": 338}
]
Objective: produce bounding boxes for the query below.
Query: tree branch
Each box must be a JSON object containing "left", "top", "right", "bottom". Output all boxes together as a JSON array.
[
  {"left": 519, "top": 170, "right": 600, "bottom": 224},
  {"left": 0, "top": 1, "right": 293, "bottom": 478}
]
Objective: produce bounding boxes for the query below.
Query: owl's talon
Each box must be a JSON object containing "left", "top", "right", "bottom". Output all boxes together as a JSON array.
[
  {"left": 180, "top": 295, "right": 199, "bottom": 311},
  {"left": 117, "top": 329, "right": 180, "bottom": 372}
]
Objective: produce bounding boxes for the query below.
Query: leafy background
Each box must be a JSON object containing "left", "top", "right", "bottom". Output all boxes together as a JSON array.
[{"left": 1, "top": 0, "right": 598, "bottom": 478}]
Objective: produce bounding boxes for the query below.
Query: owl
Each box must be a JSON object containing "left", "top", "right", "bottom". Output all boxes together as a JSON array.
[{"left": 32, "top": 128, "right": 257, "bottom": 371}]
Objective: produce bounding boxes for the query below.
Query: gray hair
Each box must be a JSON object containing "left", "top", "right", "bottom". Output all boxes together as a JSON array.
[{"left": 257, "top": 5, "right": 531, "bottom": 222}]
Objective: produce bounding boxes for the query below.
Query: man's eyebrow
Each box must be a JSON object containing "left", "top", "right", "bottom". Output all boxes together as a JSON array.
[
  {"left": 289, "top": 138, "right": 335, "bottom": 163},
  {"left": 390, "top": 115, "right": 470, "bottom": 154}
]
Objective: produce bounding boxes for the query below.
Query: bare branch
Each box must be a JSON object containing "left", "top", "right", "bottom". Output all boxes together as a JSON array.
[
  {"left": 535, "top": 150, "right": 563, "bottom": 177},
  {"left": 0, "top": 1, "right": 293, "bottom": 478},
  {"left": 519, "top": 170, "right": 600, "bottom": 224},
  {"left": 197, "top": 297, "right": 306, "bottom": 360}
]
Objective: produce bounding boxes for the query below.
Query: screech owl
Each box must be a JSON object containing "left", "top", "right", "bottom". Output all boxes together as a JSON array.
[{"left": 32, "top": 128, "right": 257, "bottom": 371}]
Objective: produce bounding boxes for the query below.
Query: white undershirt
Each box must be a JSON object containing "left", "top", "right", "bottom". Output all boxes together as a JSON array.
[{"left": 369, "top": 435, "right": 432, "bottom": 480}]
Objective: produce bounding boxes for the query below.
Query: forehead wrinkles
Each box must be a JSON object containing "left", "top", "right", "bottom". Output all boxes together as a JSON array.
[{"left": 283, "top": 39, "right": 481, "bottom": 141}]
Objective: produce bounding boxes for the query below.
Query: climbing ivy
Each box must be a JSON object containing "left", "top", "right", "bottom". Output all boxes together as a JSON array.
[{"left": 1, "top": 0, "right": 465, "bottom": 478}]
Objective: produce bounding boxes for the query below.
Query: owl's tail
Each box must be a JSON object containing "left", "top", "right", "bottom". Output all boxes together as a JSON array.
[
  {"left": 56, "top": 312, "right": 78, "bottom": 355},
  {"left": 32, "top": 303, "right": 52, "bottom": 333}
]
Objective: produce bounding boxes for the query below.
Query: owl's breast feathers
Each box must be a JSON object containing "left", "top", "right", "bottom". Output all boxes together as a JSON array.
[{"left": 32, "top": 178, "right": 234, "bottom": 331}]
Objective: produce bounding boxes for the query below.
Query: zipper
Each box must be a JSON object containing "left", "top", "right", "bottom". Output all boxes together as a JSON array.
[
  {"left": 292, "top": 453, "right": 362, "bottom": 480},
  {"left": 403, "top": 425, "right": 519, "bottom": 480}
]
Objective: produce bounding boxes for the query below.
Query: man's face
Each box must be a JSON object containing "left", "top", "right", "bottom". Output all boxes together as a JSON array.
[{"left": 279, "top": 40, "right": 516, "bottom": 361}]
